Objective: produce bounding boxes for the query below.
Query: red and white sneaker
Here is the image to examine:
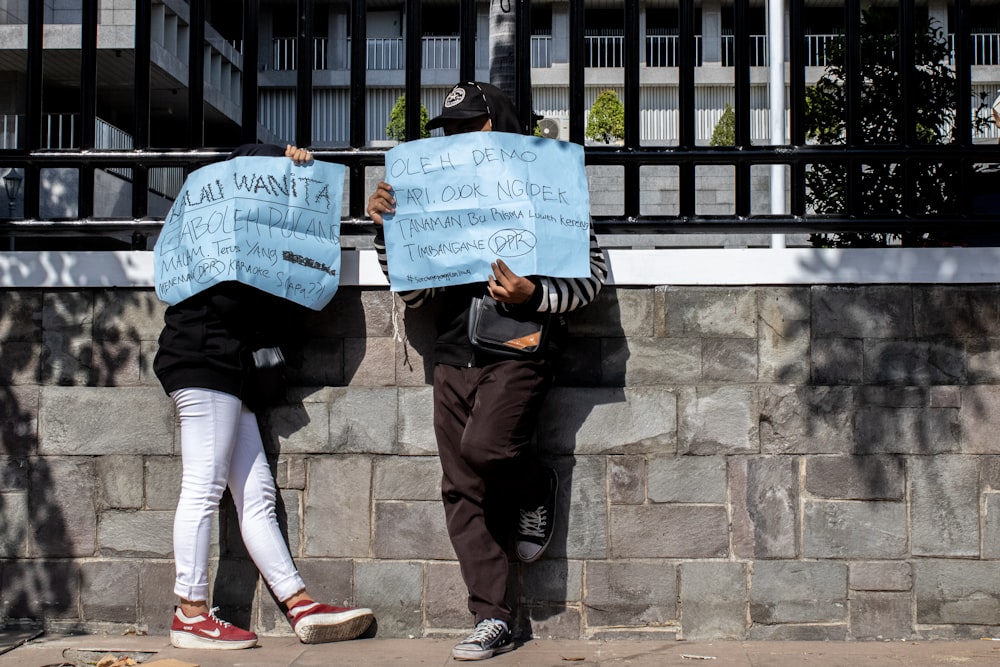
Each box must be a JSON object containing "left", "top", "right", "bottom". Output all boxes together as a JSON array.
[
  {"left": 286, "top": 600, "right": 375, "bottom": 644},
  {"left": 170, "top": 606, "right": 258, "bottom": 650}
]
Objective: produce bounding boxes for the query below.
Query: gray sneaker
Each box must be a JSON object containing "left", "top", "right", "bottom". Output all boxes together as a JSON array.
[
  {"left": 515, "top": 467, "right": 558, "bottom": 563},
  {"left": 451, "top": 618, "right": 513, "bottom": 661}
]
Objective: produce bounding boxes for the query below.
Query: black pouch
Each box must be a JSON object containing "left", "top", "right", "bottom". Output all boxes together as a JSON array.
[
  {"left": 249, "top": 346, "right": 286, "bottom": 407},
  {"left": 467, "top": 295, "right": 550, "bottom": 358}
]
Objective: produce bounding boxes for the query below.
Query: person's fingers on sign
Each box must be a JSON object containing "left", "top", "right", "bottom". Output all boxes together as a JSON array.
[
  {"left": 488, "top": 259, "right": 535, "bottom": 305},
  {"left": 367, "top": 181, "right": 396, "bottom": 226},
  {"left": 284, "top": 144, "right": 313, "bottom": 165}
]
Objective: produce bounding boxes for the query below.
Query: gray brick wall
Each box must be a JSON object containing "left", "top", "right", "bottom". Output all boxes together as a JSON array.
[{"left": 4, "top": 284, "right": 1000, "bottom": 640}]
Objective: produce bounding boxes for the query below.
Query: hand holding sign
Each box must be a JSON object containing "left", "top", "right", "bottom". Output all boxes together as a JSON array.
[
  {"left": 154, "top": 156, "right": 346, "bottom": 310},
  {"left": 381, "top": 132, "right": 591, "bottom": 291}
]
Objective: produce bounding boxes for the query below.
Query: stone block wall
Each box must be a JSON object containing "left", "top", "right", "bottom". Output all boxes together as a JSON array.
[{"left": 3, "top": 283, "right": 1000, "bottom": 640}]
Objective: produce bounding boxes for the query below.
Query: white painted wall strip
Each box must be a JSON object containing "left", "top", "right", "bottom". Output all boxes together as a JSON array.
[{"left": 3, "top": 247, "right": 1000, "bottom": 290}]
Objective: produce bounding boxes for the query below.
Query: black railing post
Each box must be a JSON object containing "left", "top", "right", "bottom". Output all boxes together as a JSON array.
[
  {"left": 844, "top": 0, "right": 862, "bottom": 218},
  {"left": 678, "top": 0, "right": 696, "bottom": 217},
  {"left": 953, "top": 0, "right": 973, "bottom": 216},
  {"left": 460, "top": 0, "right": 477, "bottom": 82},
  {"left": 733, "top": 0, "right": 751, "bottom": 218},
  {"left": 516, "top": 0, "right": 533, "bottom": 134},
  {"left": 188, "top": 0, "right": 206, "bottom": 148},
  {"left": 899, "top": 0, "right": 916, "bottom": 220},
  {"left": 404, "top": 0, "right": 422, "bottom": 142},
  {"left": 133, "top": 0, "right": 152, "bottom": 219},
  {"left": 623, "top": 0, "right": 640, "bottom": 218},
  {"left": 348, "top": 0, "right": 369, "bottom": 221},
  {"left": 350, "top": 0, "right": 368, "bottom": 148},
  {"left": 568, "top": 0, "right": 585, "bottom": 145},
  {"left": 23, "top": 0, "right": 43, "bottom": 220},
  {"left": 296, "top": 0, "right": 314, "bottom": 148},
  {"left": 242, "top": 0, "right": 261, "bottom": 145},
  {"left": 788, "top": 0, "right": 806, "bottom": 217},
  {"left": 952, "top": 0, "right": 972, "bottom": 147},
  {"left": 79, "top": 0, "right": 98, "bottom": 219}
]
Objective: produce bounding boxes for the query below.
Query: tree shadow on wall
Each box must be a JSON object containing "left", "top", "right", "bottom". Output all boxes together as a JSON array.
[
  {"left": 0, "top": 253, "right": 159, "bottom": 634},
  {"left": 749, "top": 251, "right": 999, "bottom": 639}
]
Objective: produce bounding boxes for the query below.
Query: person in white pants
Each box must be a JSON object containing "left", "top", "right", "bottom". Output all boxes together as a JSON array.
[{"left": 153, "top": 144, "right": 375, "bottom": 650}]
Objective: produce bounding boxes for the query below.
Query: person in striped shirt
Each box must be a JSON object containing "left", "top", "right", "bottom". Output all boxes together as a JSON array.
[{"left": 367, "top": 82, "right": 607, "bottom": 661}]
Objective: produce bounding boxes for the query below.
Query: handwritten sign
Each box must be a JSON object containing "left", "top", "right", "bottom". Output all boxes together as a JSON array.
[
  {"left": 154, "top": 157, "right": 345, "bottom": 310},
  {"left": 383, "top": 132, "right": 591, "bottom": 290}
]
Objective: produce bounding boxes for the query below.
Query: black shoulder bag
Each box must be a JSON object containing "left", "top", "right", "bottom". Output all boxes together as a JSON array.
[{"left": 467, "top": 295, "right": 550, "bottom": 359}]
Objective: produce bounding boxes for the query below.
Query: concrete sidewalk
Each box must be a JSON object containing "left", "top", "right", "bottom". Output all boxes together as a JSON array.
[{"left": 2, "top": 633, "right": 1000, "bottom": 667}]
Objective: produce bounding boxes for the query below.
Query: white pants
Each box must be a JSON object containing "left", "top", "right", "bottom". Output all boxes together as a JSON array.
[{"left": 171, "top": 387, "right": 305, "bottom": 603}]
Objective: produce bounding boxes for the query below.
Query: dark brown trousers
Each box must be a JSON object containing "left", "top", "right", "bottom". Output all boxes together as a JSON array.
[{"left": 432, "top": 359, "right": 552, "bottom": 625}]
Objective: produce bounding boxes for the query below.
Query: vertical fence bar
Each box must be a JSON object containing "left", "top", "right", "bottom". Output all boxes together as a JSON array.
[
  {"left": 953, "top": 0, "right": 972, "bottom": 217},
  {"left": 733, "top": 0, "right": 751, "bottom": 218},
  {"left": 404, "top": 0, "right": 422, "bottom": 141},
  {"left": 81, "top": 0, "right": 97, "bottom": 151},
  {"left": 242, "top": 0, "right": 260, "bottom": 145},
  {"left": 188, "top": 0, "right": 205, "bottom": 148},
  {"left": 78, "top": 0, "right": 98, "bottom": 219},
  {"left": 733, "top": 0, "right": 750, "bottom": 149},
  {"left": 844, "top": 0, "right": 861, "bottom": 218},
  {"left": 349, "top": 0, "right": 368, "bottom": 220},
  {"left": 898, "top": 0, "right": 915, "bottom": 222},
  {"left": 623, "top": 0, "right": 639, "bottom": 148},
  {"left": 296, "top": 0, "right": 314, "bottom": 148},
  {"left": 517, "top": 0, "right": 533, "bottom": 133},
  {"left": 953, "top": 0, "right": 972, "bottom": 146},
  {"left": 23, "top": 0, "right": 42, "bottom": 219},
  {"left": 568, "top": 0, "right": 585, "bottom": 145},
  {"left": 788, "top": 0, "right": 806, "bottom": 217},
  {"left": 350, "top": 0, "right": 367, "bottom": 149},
  {"left": 460, "top": 0, "right": 477, "bottom": 82},
  {"left": 622, "top": 0, "right": 640, "bottom": 218},
  {"left": 678, "top": 0, "right": 696, "bottom": 217},
  {"left": 133, "top": 0, "right": 152, "bottom": 221}
]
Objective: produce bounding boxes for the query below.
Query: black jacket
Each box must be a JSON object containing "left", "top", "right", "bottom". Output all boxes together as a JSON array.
[{"left": 153, "top": 281, "right": 305, "bottom": 407}]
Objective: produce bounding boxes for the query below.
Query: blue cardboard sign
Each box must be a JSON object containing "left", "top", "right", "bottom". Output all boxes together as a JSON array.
[
  {"left": 382, "top": 132, "right": 591, "bottom": 291},
  {"left": 154, "top": 157, "right": 345, "bottom": 310}
]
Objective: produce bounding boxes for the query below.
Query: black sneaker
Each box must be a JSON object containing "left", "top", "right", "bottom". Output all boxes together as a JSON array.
[
  {"left": 515, "top": 466, "right": 558, "bottom": 563},
  {"left": 451, "top": 618, "right": 513, "bottom": 661}
]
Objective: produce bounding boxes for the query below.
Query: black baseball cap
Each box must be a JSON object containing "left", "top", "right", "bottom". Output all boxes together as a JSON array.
[{"left": 425, "top": 82, "right": 492, "bottom": 130}]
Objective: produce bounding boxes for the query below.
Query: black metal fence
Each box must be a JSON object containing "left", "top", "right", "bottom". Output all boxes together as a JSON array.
[{"left": 1, "top": 0, "right": 999, "bottom": 248}]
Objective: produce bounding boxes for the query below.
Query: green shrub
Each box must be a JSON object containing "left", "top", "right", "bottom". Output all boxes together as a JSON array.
[
  {"left": 386, "top": 94, "right": 430, "bottom": 141},
  {"left": 709, "top": 104, "right": 735, "bottom": 146},
  {"left": 585, "top": 90, "right": 625, "bottom": 144}
]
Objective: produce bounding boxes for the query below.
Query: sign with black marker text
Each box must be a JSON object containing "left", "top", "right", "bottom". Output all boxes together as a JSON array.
[
  {"left": 382, "top": 132, "right": 591, "bottom": 290},
  {"left": 154, "top": 157, "right": 345, "bottom": 310}
]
